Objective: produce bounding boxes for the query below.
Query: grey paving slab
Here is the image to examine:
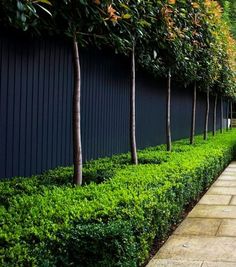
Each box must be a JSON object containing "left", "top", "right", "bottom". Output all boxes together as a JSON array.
[
  {"left": 230, "top": 196, "right": 236, "bottom": 205},
  {"left": 220, "top": 172, "right": 236, "bottom": 176},
  {"left": 222, "top": 168, "right": 236, "bottom": 171},
  {"left": 218, "top": 175, "right": 236, "bottom": 181},
  {"left": 199, "top": 194, "right": 231, "bottom": 205},
  {"left": 224, "top": 168, "right": 236, "bottom": 172},
  {"left": 188, "top": 205, "right": 236, "bottom": 218},
  {"left": 213, "top": 180, "right": 236, "bottom": 187},
  {"left": 155, "top": 236, "right": 236, "bottom": 262},
  {"left": 147, "top": 259, "right": 202, "bottom": 267},
  {"left": 202, "top": 261, "right": 236, "bottom": 267},
  {"left": 207, "top": 187, "right": 236, "bottom": 195},
  {"left": 224, "top": 165, "right": 236, "bottom": 168},
  {"left": 174, "top": 218, "right": 221, "bottom": 236},
  {"left": 217, "top": 219, "right": 236, "bottom": 237}
]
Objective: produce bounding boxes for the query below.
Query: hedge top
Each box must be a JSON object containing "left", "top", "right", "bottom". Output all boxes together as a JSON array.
[{"left": 1, "top": 131, "right": 236, "bottom": 266}]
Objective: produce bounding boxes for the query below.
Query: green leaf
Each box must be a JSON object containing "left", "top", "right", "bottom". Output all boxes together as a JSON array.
[{"left": 123, "top": 14, "right": 131, "bottom": 19}]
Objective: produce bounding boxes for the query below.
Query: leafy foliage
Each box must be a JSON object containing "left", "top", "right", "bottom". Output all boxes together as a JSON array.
[
  {"left": 1, "top": 131, "right": 236, "bottom": 266},
  {"left": 0, "top": 0, "right": 235, "bottom": 98},
  {"left": 219, "top": 0, "right": 236, "bottom": 38}
]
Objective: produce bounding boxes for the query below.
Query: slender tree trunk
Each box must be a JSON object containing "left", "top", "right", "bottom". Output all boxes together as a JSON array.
[
  {"left": 220, "top": 97, "right": 223, "bottom": 133},
  {"left": 213, "top": 94, "right": 217, "bottom": 136},
  {"left": 226, "top": 100, "right": 229, "bottom": 132},
  {"left": 190, "top": 81, "right": 197, "bottom": 144},
  {"left": 204, "top": 88, "right": 209, "bottom": 140},
  {"left": 130, "top": 41, "right": 138, "bottom": 164},
  {"left": 72, "top": 36, "right": 82, "bottom": 185},
  {"left": 230, "top": 101, "right": 233, "bottom": 130},
  {"left": 166, "top": 68, "right": 172, "bottom": 151}
]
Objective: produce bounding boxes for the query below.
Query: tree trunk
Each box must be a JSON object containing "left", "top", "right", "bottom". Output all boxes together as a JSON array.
[
  {"left": 203, "top": 88, "right": 209, "bottom": 140},
  {"left": 190, "top": 81, "right": 197, "bottom": 144},
  {"left": 72, "top": 36, "right": 82, "bottom": 185},
  {"left": 130, "top": 41, "right": 138, "bottom": 165},
  {"left": 220, "top": 97, "right": 223, "bottom": 133},
  {"left": 226, "top": 100, "right": 229, "bottom": 132},
  {"left": 166, "top": 68, "right": 172, "bottom": 151},
  {"left": 230, "top": 101, "right": 233, "bottom": 130},
  {"left": 213, "top": 94, "right": 217, "bottom": 136}
]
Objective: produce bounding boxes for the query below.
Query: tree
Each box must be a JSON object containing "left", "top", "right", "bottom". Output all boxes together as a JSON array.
[
  {"left": 2, "top": 0, "right": 236, "bottom": 179},
  {"left": 166, "top": 68, "right": 172, "bottom": 151},
  {"left": 0, "top": 0, "right": 52, "bottom": 31},
  {"left": 48, "top": 1, "right": 113, "bottom": 185},
  {"left": 190, "top": 82, "right": 197, "bottom": 144},
  {"left": 230, "top": 101, "right": 233, "bottom": 129},
  {"left": 105, "top": 0, "right": 156, "bottom": 163},
  {"left": 203, "top": 87, "right": 210, "bottom": 140},
  {"left": 226, "top": 100, "right": 229, "bottom": 131},
  {"left": 221, "top": 97, "right": 224, "bottom": 133},
  {"left": 213, "top": 93, "right": 218, "bottom": 136},
  {"left": 147, "top": 2, "right": 180, "bottom": 151},
  {"left": 155, "top": 1, "right": 202, "bottom": 146}
]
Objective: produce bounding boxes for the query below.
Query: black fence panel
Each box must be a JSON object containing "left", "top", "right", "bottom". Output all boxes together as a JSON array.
[{"left": 0, "top": 34, "right": 228, "bottom": 179}]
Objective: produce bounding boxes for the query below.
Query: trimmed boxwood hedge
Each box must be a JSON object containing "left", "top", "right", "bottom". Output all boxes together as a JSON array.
[{"left": 1, "top": 130, "right": 236, "bottom": 266}]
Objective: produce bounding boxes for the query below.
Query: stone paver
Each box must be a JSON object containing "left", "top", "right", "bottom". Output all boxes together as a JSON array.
[
  {"left": 174, "top": 218, "right": 221, "bottom": 236},
  {"left": 202, "top": 261, "right": 236, "bottom": 267},
  {"left": 147, "top": 259, "right": 202, "bottom": 267},
  {"left": 217, "top": 219, "right": 236, "bottom": 237},
  {"left": 198, "top": 194, "right": 231, "bottom": 205},
  {"left": 218, "top": 175, "right": 236, "bottom": 181},
  {"left": 224, "top": 168, "right": 236, "bottom": 172},
  {"left": 223, "top": 167, "right": 236, "bottom": 171},
  {"left": 154, "top": 236, "right": 236, "bottom": 261},
  {"left": 213, "top": 180, "right": 236, "bottom": 187},
  {"left": 207, "top": 187, "right": 236, "bottom": 195},
  {"left": 229, "top": 196, "right": 236, "bottom": 205},
  {"left": 225, "top": 165, "right": 236, "bottom": 168},
  {"left": 188, "top": 205, "right": 236, "bottom": 218},
  {"left": 220, "top": 172, "right": 236, "bottom": 176},
  {"left": 146, "top": 161, "right": 236, "bottom": 267}
]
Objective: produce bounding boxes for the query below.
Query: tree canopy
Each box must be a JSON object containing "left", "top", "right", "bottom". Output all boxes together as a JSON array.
[{"left": 1, "top": 0, "right": 235, "bottom": 99}]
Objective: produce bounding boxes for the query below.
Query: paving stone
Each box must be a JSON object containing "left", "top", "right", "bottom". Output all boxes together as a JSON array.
[
  {"left": 224, "top": 168, "right": 236, "bottom": 172},
  {"left": 213, "top": 180, "right": 236, "bottom": 187},
  {"left": 221, "top": 171, "right": 236, "bottom": 176},
  {"left": 224, "top": 165, "right": 236, "bottom": 168},
  {"left": 207, "top": 187, "right": 236, "bottom": 195},
  {"left": 230, "top": 196, "right": 236, "bottom": 205},
  {"left": 222, "top": 174, "right": 236, "bottom": 178},
  {"left": 222, "top": 167, "right": 236, "bottom": 171},
  {"left": 188, "top": 205, "right": 236, "bottom": 218},
  {"left": 147, "top": 259, "right": 202, "bottom": 267},
  {"left": 217, "top": 219, "right": 236, "bottom": 237},
  {"left": 174, "top": 218, "right": 221, "bottom": 236},
  {"left": 155, "top": 236, "right": 236, "bottom": 262},
  {"left": 218, "top": 175, "right": 236, "bottom": 181},
  {"left": 202, "top": 261, "right": 236, "bottom": 267},
  {"left": 199, "top": 194, "right": 231, "bottom": 205}
]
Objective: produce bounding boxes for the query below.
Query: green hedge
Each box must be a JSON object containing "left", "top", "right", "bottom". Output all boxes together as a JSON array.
[{"left": 1, "top": 131, "right": 236, "bottom": 266}]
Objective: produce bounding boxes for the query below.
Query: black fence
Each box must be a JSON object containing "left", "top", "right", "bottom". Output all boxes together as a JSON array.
[{"left": 0, "top": 33, "right": 227, "bottom": 179}]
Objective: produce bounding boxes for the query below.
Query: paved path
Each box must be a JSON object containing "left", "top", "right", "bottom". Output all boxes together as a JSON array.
[{"left": 147, "top": 161, "right": 236, "bottom": 267}]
